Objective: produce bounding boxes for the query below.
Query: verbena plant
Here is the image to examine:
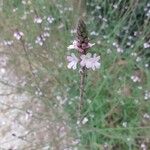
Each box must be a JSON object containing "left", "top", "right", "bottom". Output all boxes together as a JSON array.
[{"left": 1, "top": 0, "right": 150, "bottom": 150}]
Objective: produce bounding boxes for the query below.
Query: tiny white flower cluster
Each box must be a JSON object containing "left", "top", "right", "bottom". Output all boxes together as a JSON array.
[
  {"left": 34, "top": 16, "right": 55, "bottom": 24},
  {"left": 77, "top": 117, "right": 89, "bottom": 125},
  {"left": 112, "top": 42, "right": 124, "bottom": 53},
  {"left": 34, "top": 16, "right": 42, "bottom": 24},
  {"left": 22, "top": 0, "right": 31, "bottom": 5},
  {"left": 35, "top": 36, "right": 45, "bottom": 46},
  {"left": 145, "top": 63, "right": 149, "bottom": 68},
  {"left": 143, "top": 113, "right": 150, "bottom": 119},
  {"left": 70, "top": 29, "right": 76, "bottom": 34},
  {"left": 90, "top": 31, "right": 99, "bottom": 36},
  {"left": 81, "top": 117, "right": 88, "bottom": 124},
  {"left": 3, "top": 40, "right": 14, "bottom": 46},
  {"left": 131, "top": 75, "right": 141, "bottom": 82},
  {"left": 144, "top": 3, "right": 150, "bottom": 17},
  {"left": 136, "top": 56, "right": 141, "bottom": 62},
  {"left": 67, "top": 41, "right": 100, "bottom": 70},
  {"left": 113, "top": 4, "right": 118, "bottom": 9},
  {"left": 144, "top": 90, "right": 150, "bottom": 100},
  {"left": 35, "top": 88, "right": 43, "bottom": 96},
  {"left": 141, "top": 143, "right": 147, "bottom": 150},
  {"left": 35, "top": 32, "right": 50, "bottom": 46},
  {"left": 143, "top": 42, "right": 150, "bottom": 49},
  {"left": 131, "top": 52, "right": 137, "bottom": 57},
  {"left": 47, "top": 16, "right": 54, "bottom": 24},
  {"left": 122, "top": 122, "right": 127, "bottom": 128},
  {"left": 13, "top": 31, "right": 24, "bottom": 40}
]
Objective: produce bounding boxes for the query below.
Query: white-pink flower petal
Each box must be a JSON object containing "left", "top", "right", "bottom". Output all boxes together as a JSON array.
[
  {"left": 67, "top": 53, "right": 79, "bottom": 70},
  {"left": 67, "top": 40, "right": 95, "bottom": 51},
  {"left": 67, "top": 40, "right": 78, "bottom": 50},
  {"left": 80, "top": 53, "right": 101, "bottom": 70},
  {"left": 80, "top": 53, "right": 92, "bottom": 67},
  {"left": 88, "top": 43, "right": 95, "bottom": 47},
  {"left": 89, "top": 54, "right": 101, "bottom": 70}
]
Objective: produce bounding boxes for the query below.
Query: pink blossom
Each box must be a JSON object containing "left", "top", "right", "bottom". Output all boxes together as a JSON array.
[
  {"left": 67, "top": 40, "right": 79, "bottom": 50},
  {"left": 80, "top": 53, "right": 101, "bottom": 70},
  {"left": 67, "top": 53, "right": 79, "bottom": 70},
  {"left": 88, "top": 54, "right": 101, "bottom": 70},
  {"left": 80, "top": 53, "right": 92, "bottom": 67},
  {"left": 67, "top": 40, "right": 95, "bottom": 52}
]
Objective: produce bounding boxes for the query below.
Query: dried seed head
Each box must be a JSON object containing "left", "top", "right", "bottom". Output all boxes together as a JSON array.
[{"left": 76, "top": 19, "right": 89, "bottom": 44}]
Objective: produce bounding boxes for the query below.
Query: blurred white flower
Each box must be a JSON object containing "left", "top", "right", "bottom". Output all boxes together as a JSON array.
[
  {"left": 82, "top": 117, "right": 88, "bottom": 124},
  {"left": 122, "top": 122, "right": 127, "bottom": 127},
  {"left": 90, "top": 31, "right": 99, "bottom": 36},
  {"left": 70, "top": 29, "right": 76, "bottom": 34},
  {"left": 141, "top": 143, "right": 147, "bottom": 150},
  {"left": 131, "top": 52, "right": 137, "bottom": 57},
  {"left": 96, "top": 6, "right": 101, "bottom": 10},
  {"left": 144, "top": 90, "right": 150, "bottom": 100},
  {"left": 3, "top": 40, "right": 14, "bottom": 46},
  {"left": 22, "top": 0, "right": 31, "bottom": 5},
  {"left": 1, "top": 68, "right": 6, "bottom": 74},
  {"left": 143, "top": 42, "right": 150, "bottom": 49},
  {"left": 113, "top": 4, "right": 118, "bottom": 9},
  {"left": 34, "top": 16, "right": 42, "bottom": 24},
  {"left": 35, "top": 36, "right": 45, "bottom": 46},
  {"left": 143, "top": 113, "right": 150, "bottom": 119},
  {"left": 131, "top": 75, "right": 141, "bottom": 82},
  {"left": 117, "top": 47, "right": 124, "bottom": 53},
  {"left": 145, "top": 64, "right": 149, "bottom": 68},
  {"left": 13, "top": 31, "right": 24, "bottom": 40},
  {"left": 67, "top": 53, "right": 79, "bottom": 70},
  {"left": 107, "top": 49, "right": 112, "bottom": 54},
  {"left": 112, "top": 42, "right": 118, "bottom": 47},
  {"left": 43, "top": 32, "right": 50, "bottom": 37},
  {"left": 47, "top": 16, "right": 54, "bottom": 24},
  {"left": 136, "top": 57, "right": 141, "bottom": 62},
  {"left": 44, "top": 27, "right": 50, "bottom": 31}
]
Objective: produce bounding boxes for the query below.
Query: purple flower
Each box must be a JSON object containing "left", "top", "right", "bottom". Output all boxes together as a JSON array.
[
  {"left": 67, "top": 40, "right": 78, "bottom": 50},
  {"left": 67, "top": 53, "right": 79, "bottom": 70}
]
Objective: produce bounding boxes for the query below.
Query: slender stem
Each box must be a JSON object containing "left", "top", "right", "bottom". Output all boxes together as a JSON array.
[
  {"left": 20, "top": 38, "right": 34, "bottom": 75},
  {"left": 20, "top": 38, "right": 43, "bottom": 96},
  {"left": 79, "top": 66, "right": 86, "bottom": 115}
]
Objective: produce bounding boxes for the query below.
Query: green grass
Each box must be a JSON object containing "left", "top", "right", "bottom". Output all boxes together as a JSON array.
[{"left": 1, "top": 0, "right": 150, "bottom": 149}]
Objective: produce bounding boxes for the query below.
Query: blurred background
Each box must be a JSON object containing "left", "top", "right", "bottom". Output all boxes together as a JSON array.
[{"left": 0, "top": 0, "right": 150, "bottom": 150}]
